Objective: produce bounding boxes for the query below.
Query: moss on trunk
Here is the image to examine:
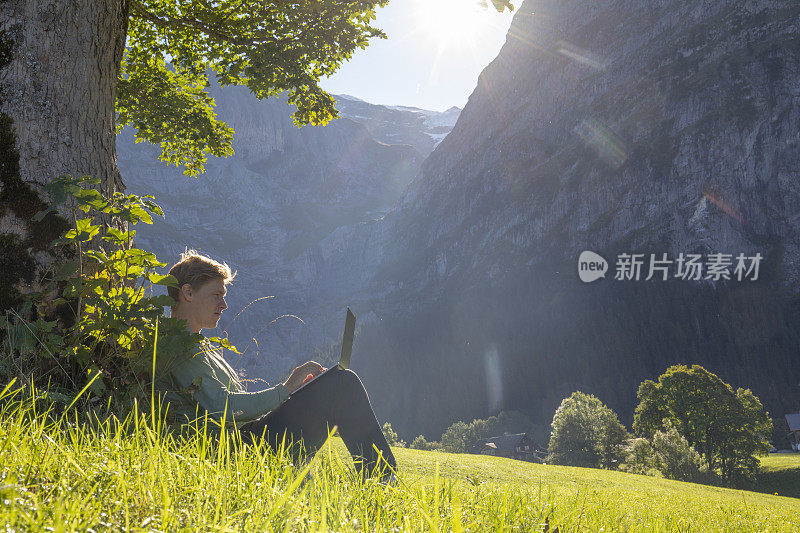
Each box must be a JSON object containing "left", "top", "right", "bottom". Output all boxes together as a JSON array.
[{"left": 0, "top": 25, "right": 70, "bottom": 318}]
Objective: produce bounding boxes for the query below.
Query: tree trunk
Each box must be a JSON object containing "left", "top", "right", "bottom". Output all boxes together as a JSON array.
[
  {"left": 1, "top": 0, "right": 128, "bottom": 193},
  {"left": 0, "top": 0, "right": 128, "bottom": 313}
]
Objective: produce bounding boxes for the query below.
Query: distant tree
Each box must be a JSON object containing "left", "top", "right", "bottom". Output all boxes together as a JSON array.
[
  {"left": 439, "top": 410, "right": 538, "bottom": 454},
  {"left": 410, "top": 435, "right": 439, "bottom": 451},
  {"left": 620, "top": 438, "right": 658, "bottom": 476},
  {"left": 633, "top": 365, "right": 772, "bottom": 483},
  {"left": 410, "top": 435, "right": 426, "bottom": 450},
  {"left": 650, "top": 419, "right": 709, "bottom": 482},
  {"left": 440, "top": 421, "right": 474, "bottom": 453},
  {"left": 547, "top": 391, "right": 629, "bottom": 468},
  {"left": 621, "top": 419, "right": 709, "bottom": 483},
  {"left": 381, "top": 422, "right": 406, "bottom": 448}
]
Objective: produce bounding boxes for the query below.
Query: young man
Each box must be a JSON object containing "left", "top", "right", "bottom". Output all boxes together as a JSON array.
[{"left": 156, "top": 249, "right": 396, "bottom": 480}]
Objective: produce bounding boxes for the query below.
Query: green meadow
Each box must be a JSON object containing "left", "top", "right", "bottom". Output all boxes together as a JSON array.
[
  {"left": 753, "top": 454, "right": 800, "bottom": 499},
  {"left": 1, "top": 385, "right": 798, "bottom": 532}
]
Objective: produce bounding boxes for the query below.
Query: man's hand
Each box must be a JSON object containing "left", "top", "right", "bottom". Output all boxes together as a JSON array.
[{"left": 283, "top": 361, "right": 325, "bottom": 393}]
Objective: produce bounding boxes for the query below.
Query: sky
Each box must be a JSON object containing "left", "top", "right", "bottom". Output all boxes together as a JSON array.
[{"left": 320, "top": 0, "right": 516, "bottom": 112}]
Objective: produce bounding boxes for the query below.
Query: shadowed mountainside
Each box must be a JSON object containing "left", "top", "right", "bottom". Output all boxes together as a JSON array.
[{"left": 292, "top": 0, "right": 800, "bottom": 439}]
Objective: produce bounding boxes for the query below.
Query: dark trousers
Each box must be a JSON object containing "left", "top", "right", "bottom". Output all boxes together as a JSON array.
[{"left": 239, "top": 368, "right": 397, "bottom": 479}]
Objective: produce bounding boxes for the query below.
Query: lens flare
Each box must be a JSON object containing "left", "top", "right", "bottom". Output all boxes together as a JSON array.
[
  {"left": 556, "top": 40, "right": 606, "bottom": 71},
  {"left": 702, "top": 190, "right": 745, "bottom": 224},
  {"left": 574, "top": 118, "right": 629, "bottom": 169},
  {"left": 484, "top": 346, "right": 503, "bottom": 412}
]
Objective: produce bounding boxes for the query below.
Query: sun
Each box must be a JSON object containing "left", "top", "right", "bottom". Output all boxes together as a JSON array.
[{"left": 412, "top": 0, "right": 489, "bottom": 48}]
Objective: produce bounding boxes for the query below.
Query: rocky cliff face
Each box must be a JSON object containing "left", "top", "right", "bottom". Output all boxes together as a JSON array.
[
  {"left": 381, "top": 0, "right": 800, "bottom": 290},
  {"left": 119, "top": 84, "right": 459, "bottom": 377},
  {"left": 292, "top": 0, "right": 800, "bottom": 438}
]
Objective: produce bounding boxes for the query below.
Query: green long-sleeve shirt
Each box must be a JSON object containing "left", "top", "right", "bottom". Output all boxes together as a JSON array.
[{"left": 155, "top": 338, "right": 288, "bottom": 429}]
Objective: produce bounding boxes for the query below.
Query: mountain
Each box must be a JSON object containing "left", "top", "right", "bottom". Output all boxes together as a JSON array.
[
  {"left": 124, "top": 0, "right": 800, "bottom": 441},
  {"left": 335, "top": 95, "right": 461, "bottom": 154},
  {"left": 119, "top": 84, "right": 459, "bottom": 377},
  {"left": 287, "top": 0, "right": 800, "bottom": 439}
]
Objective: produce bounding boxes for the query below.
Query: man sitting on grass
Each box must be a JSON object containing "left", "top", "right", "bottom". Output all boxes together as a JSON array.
[{"left": 155, "top": 249, "right": 396, "bottom": 481}]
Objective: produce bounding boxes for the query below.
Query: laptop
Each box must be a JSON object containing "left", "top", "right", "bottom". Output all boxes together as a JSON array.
[{"left": 289, "top": 308, "right": 355, "bottom": 396}]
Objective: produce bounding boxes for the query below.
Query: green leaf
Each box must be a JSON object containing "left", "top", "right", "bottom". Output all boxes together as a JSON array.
[
  {"left": 36, "top": 319, "right": 58, "bottom": 333},
  {"left": 130, "top": 205, "right": 152, "bottom": 224},
  {"left": 117, "top": 331, "right": 134, "bottom": 350},
  {"left": 43, "top": 177, "right": 79, "bottom": 206},
  {"left": 148, "top": 273, "right": 177, "bottom": 287},
  {"left": 84, "top": 250, "right": 109, "bottom": 263},
  {"left": 102, "top": 227, "right": 136, "bottom": 244},
  {"left": 55, "top": 261, "right": 79, "bottom": 281},
  {"left": 33, "top": 207, "right": 54, "bottom": 222},
  {"left": 69, "top": 218, "right": 101, "bottom": 242},
  {"left": 45, "top": 333, "right": 65, "bottom": 348},
  {"left": 150, "top": 295, "right": 178, "bottom": 308},
  {"left": 143, "top": 199, "right": 164, "bottom": 217},
  {"left": 120, "top": 264, "right": 145, "bottom": 278},
  {"left": 207, "top": 336, "right": 240, "bottom": 354},
  {"left": 74, "top": 188, "right": 105, "bottom": 207}
]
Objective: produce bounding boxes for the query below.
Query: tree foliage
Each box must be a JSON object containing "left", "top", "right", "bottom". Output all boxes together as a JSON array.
[
  {"left": 546, "top": 391, "right": 629, "bottom": 468},
  {"left": 621, "top": 419, "right": 709, "bottom": 482},
  {"left": 119, "top": 0, "right": 390, "bottom": 176},
  {"left": 440, "top": 421, "right": 472, "bottom": 453},
  {"left": 381, "top": 421, "right": 406, "bottom": 447},
  {"left": 116, "top": 0, "right": 515, "bottom": 177},
  {"left": 410, "top": 434, "right": 439, "bottom": 451},
  {"left": 632, "top": 365, "right": 772, "bottom": 483}
]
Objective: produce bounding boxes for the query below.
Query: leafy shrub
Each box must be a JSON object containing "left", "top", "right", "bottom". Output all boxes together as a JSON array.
[
  {"left": 620, "top": 438, "right": 659, "bottom": 476},
  {"left": 621, "top": 420, "right": 710, "bottom": 483},
  {"left": 410, "top": 434, "right": 440, "bottom": 451},
  {"left": 382, "top": 421, "right": 406, "bottom": 447},
  {"left": 547, "top": 391, "right": 629, "bottom": 468},
  {"left": 0, "top": 176, "right": 232, "bottom": 411},
  {"left": 651, "top": 419, "right": 709, "bottom": 482}
]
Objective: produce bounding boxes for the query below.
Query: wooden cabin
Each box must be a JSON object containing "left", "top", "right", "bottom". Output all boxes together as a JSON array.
[
  {"left": 786, "top": 413, "right": 800, "bottom": 451},
  {"left": 478, "top": 433, "right": 544, "bottom": 462}
]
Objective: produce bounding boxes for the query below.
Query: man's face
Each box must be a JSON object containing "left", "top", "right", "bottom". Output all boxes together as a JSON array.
[{"left": 182, "top": 278, "right": 228, "bottom": 332}]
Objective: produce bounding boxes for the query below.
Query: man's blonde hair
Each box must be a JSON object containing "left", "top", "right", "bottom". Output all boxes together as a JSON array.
[{"left": 168, "top": 249, "right": 236, "bottom": 305}]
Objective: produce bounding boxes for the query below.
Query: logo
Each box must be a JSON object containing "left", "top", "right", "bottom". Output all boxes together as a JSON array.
[
  {"left": 577, "top": 251, "right": 763, "bottom": 283},
  {"left": 578, "top": 251, "right": 608, "bottom": 283}
]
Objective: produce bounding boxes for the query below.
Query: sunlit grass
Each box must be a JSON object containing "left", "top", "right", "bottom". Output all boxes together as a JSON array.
[{"left": 1, "top": 381, "right": 799, "bottom": 531}]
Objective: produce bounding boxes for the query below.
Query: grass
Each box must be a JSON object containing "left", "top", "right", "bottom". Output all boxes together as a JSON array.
[
  {"left": 753, "top": 454, "right": 800, "bottom": 499},
  {"left": 1, "top": 383, "right": 799, "bottom": 532}
]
